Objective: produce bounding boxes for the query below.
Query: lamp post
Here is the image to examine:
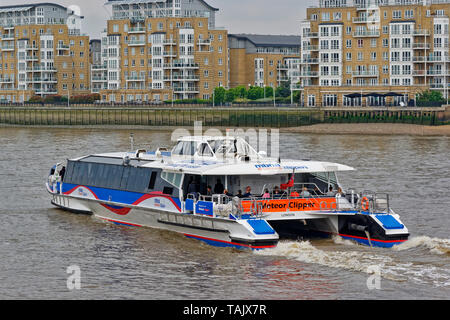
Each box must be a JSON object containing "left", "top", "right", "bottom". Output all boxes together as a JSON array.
[{"left": 67, "top": 89, "right": 70, "bottom": 108}]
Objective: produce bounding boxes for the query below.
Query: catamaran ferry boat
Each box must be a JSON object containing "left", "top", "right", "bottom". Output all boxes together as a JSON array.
[{"left": 46, "top": 135, "right": 409, "bottom": 249}]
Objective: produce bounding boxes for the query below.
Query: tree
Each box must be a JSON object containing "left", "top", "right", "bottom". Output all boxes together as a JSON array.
[
  {"left": 234, "top": 86, "right": 247, "bottom": 99},
  {"left": 247, "top": 86, "right": 264, "bottom": 100},
  {"left": 213, "top": 87, "right": 226, "bottom": 105},
  {"left": 275, "top": 82, "right": 291, "bottom": 98},
  {"left": 417, "top": 90, "right": 444, "bottom": 102},
  {"left": 264, "top": 86, "right": 274, "bottom": 98},
  {"left": 225, "top": 88, "right": 236, "bottom": 102}
]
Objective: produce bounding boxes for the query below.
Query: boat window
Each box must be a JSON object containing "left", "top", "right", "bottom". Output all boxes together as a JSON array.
[
  {"left": 148, "top": 171, "right": 157, "bottom": 190},
  {"left": 161, "top": 171, "right": 183, "bottom": 188},
  {"left": 163, "top": 186, "right": 173, "bottom": 195},
  {"left": 172, "top": 141, "right": 184, "bottom": 155},
  {"left": 172, "top": 141, "right": 196, "bottom": 156},
  {"left": 198, "top": 143, "right": 213, "bottom": 157}
]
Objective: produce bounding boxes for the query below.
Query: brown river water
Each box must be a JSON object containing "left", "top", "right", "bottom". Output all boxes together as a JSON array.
[{"left": 0, "top": 127, "right": 448, "bottom": 299}]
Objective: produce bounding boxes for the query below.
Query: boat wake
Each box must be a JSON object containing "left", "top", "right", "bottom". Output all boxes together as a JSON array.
[
  {"left": 392, "top": 236, "right": 450, "bottom": 256},
  {"left": 256, "top": 239, "right": 450, "bottom": 287}
]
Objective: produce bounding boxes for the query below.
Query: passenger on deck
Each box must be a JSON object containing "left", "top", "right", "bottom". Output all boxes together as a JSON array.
[
  {"left": 206, "top": 185, "right": 212, "bottom": 196},
  {"left": 237, "top": 190, "right": 244, "bottom": 198},
  {"left": 326, "top": 186, "right": 336, "bottom": 196},
  {"left": 187, "top": 178, "right": 197, "bottom": 195},
  {"left": 273, "top": 186, "right": 281, "bottom": 195},
  {"left": 60, "top": 166, "right": 66, "bottom": 181},
  {"left": 300, "top": 186, "right": 311, "bottom": 198},
  {"left": 336, "top": 187, "right": 344, "bottom": 197},
  {"left": 223, "top": 189, "right": 231, "bottom": 196},
  {"left": 290, "top": 189, "right": 300, "bottom": 198},
  {"left": 313, "top": 186, "right": 323, "bottom": 196},
  {"left": 214, "top": 179, "right": 224, "bottom": 194},
  {"left": 243, "top": 186, "right": 252, "bottom": 198},
  {"left": 262, "top": 189, "right": 271, "bottom": 198}
]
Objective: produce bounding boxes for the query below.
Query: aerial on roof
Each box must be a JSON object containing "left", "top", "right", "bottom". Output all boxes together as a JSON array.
[{"left": 229, "top": 34, "right": 301, "bottom": 47}]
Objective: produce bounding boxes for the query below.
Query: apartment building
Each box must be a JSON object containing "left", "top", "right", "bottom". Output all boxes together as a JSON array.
[
  {"left": 0, "top": 3, "right": 91, "bottom": 102},
  {"left": 228, "top": 34, "right": 301, "bottom": 91},
  {"left": 95, "top": 0, "right": 228, "bottom": 103},
  {"left": 299, "top": 0, "right": 450, "bottom": 107}
]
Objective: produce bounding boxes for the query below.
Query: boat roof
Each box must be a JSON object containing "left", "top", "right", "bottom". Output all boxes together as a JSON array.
[
  {"left": 73, "top": 152, "right": 354, "bottom": 175},
  {"left": 146, "top": 158, "right": 354, "bottom": 175},
  {"left": 69, "top": 135, "right": 355, "bottom": 175}
]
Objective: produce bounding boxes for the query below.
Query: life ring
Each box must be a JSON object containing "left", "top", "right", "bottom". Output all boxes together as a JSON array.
[{"left": 361, "top": 197, "right": 370, "bottom": 211}]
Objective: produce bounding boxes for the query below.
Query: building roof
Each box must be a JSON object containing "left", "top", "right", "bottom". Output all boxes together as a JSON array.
[
  {"left": 0, "top": 2, "right": 68, "bottom": 11},
  {"left": 105, "top": 0, "right": 219, "bottom": 11},
  {"left": 229, "top": 34, "right": 301, "bottom": 47}
]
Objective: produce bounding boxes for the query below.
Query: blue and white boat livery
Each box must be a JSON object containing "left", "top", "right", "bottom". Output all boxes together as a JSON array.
[{"left": 47, "top": 135, "right": 409, "bottom": 248}]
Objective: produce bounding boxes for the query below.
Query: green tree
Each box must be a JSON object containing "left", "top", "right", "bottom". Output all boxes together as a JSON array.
[
  {"left": 213, "top": 87, "right": 226, "bottom": 105},
  {"left": 234, "top": 85, "right": 247, "bottom": 99},
  {"left": 264, "top": 87, "right": 274, "bottom": 98},
  {"left": 225, "top": 88, "right": 236, "bottom": 102},
  {"left": 417, "top": 90, "right": 444, "bottom": 102},
  {"left": 247, "top": 86, "right": 264, "bottom": 100},
  {"left": 275, "top": 83, "right": 291, "bottom": 98}
]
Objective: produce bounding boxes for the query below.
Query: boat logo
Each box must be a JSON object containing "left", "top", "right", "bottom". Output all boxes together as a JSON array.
[
  {"left": 77, "top": 187, "right": 88, "bottom": 197},
  {"left": 154, "top": 198, "right": 166, "bottom": 208},
  {"left": 254, "top": 163, "right": 281, "bottom": 170}
]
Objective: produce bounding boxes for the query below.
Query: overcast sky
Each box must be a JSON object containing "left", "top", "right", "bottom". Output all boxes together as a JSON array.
[{"left": 8, "top": 0, "right": 315, "bottom": 38}]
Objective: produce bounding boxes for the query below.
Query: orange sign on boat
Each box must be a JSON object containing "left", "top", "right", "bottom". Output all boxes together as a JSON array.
[{"left": 241, "top": 197, "right": 337, "bottom": 213}]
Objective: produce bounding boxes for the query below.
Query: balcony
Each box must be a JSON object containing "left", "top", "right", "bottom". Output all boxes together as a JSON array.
[
  {"left": 412, "top": 70, "right": 426, "bottom": 76},
  {"left": 197, "top": 39, "right": 211, "bottom": 46},
  {"left": 26, "top": 66, "right": 57, "bottom": 72},
  {"left": 91, "top": 65, "right": 107, "bottom": 70},
  {"left": 303, "top": 32, "right": 318, "bottom": 38},
  {"left": 0, "top": 77, "right": 14, "bottom": 83},
  {"left": 352, "top": 30, "right": 380, "bottom": 37},
  {"left": 164, "top": 63, "right": 199, "bottom": 69},
  {"left": 302, "top": 58, "right": 319, "bottom": 64},
  {"left": 353, "top": 16, "right": 379, "bottom": 24},
  {"left": 125, "top": 76, "right": 146, "bottom": 81},
  {"left": 91, "top": 76, "right": 108, "bottom": 82},
  {"left": 413, "top": 56, "right": 426, "bottom": 62},
  {"left": 300, "top": 71, "right": 319, "bottom": 77},
  {"left": 302, "top": 45, "right": 319, "bottom": 51},
  {"left": 413, "top": 29, "right": 430, "bottom": 36},
  {"left": 352, "top": 70, "right": 379, "bottom": 77},
  {"left": 2, "top": 45, "right": 15, "bottom": 51},
  {"left": 173, "top": 87, "right": 199, "bottom": 93},
  {"left": 128, "top": 40, "right": 146, "bottom": 46},
  {"left": 163, "top": 51, "right": 177, "bottom": 57},
  {"left": 164, "top": 75, "right": 200, "bottom": 81},
  {"left": 427, "top": 70, "right": 449, "bottom": 76},
  {"left": 25, "top": 56, "right": 39, "bottom": 61},
  {"left": 413, "top": 43, "right": 431, "bottom": 49},
  {"left": 163, "top": 39, "right": 176, "bottom": 45},
  {"left": 1, "top": 34, "right": 14, "bottom": 40},
  {"left": 57, "top": 44, "right": 70, "bottom": 50},
  {"left": 128, "top": 27, "right": 146, "bottom": 34}
]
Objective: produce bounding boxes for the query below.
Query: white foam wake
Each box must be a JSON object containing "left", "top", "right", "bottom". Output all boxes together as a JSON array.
[
  {"left": 392, "top": 236, "right": 450, "bottom": 255},
  {"left": 256, "top": 240, "right": 450, "bottom": 287}
]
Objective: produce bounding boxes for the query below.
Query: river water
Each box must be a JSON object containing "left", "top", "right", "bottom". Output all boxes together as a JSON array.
[{"left": 0, "top": 127, "right": 448, "bottom": 300}]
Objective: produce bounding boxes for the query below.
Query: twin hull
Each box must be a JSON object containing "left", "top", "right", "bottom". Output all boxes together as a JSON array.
[
  {"left": 50, "top": 186, "right": 278, "bottom": 250},
  {"left": 50, "top": 183, "right": 409, "bottom": 249}
]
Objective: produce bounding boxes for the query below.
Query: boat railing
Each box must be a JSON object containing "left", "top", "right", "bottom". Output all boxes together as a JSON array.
[{"left": 357, "top": 190, "right": 390, "bottom": 214}]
